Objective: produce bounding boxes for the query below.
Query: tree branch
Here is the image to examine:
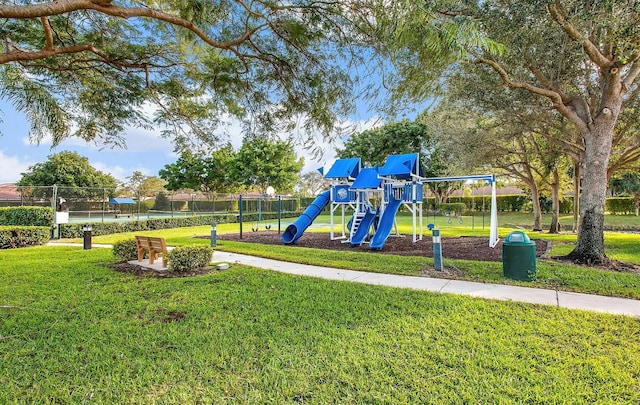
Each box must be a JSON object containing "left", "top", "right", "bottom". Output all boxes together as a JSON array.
[
  {"left": 529, "top": 64, "right": 570, "bottom": 103},
  {"left": 475, "top": 56, "right": 589, "bottom": 132},
  {"left": 0, "top": 0, "right": 262, "bottom": 52},
  {"left": 0, "top": 44, "right": 95, "bottom": 64},
  {"left": 41, "top": 16, "right": 54, "bottom": 50},
  {"left": 623, "top": 56, "right": 640, "bottom": 89},
  {"left": 548, "top": 1, "right": 612, "bottom": 69}
]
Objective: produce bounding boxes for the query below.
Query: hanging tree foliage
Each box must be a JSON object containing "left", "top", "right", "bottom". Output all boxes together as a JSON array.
[{"left": 0, "top": 0, "right": 368, "bottom": 151}]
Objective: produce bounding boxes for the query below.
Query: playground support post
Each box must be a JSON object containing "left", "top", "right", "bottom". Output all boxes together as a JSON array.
[{"left": 489, "top": 176, "right": 498, "bottom": 247}]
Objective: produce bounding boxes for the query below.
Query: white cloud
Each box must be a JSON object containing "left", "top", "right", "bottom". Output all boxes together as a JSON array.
[
  {"left": 0, "top": 151, "right": 35, "bottom": 183},
  {"left": 91, "top": 162, "right": 130, "bottom": 182},
  {"left": 293, "top": 116, "right": 382, "bottom": 174}
]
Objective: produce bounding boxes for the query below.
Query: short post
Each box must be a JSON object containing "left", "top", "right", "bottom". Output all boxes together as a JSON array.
[
  {"left": 277, "top": 195, "right": 282, "bottom": 234},
  {"left": 432, "top": 228, "right": 443, "bottom": 271},
  {"left": 210, "top": 222, "right": 217, "bottom": 247},
  {"left": 239, "top": 195, "right": 243, "bottom": 240},
  {"left": 83, "top": 224, "right": 92, "bottom": 250}
]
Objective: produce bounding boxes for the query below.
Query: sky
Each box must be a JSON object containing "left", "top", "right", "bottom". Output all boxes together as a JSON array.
[{"left": 0, "top": 99, "right": 383, "bottom": 186}]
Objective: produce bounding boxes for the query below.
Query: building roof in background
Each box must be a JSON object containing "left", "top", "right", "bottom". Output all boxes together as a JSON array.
[{"left": 0, "top": 183, "right": 20, "bottom": 201}]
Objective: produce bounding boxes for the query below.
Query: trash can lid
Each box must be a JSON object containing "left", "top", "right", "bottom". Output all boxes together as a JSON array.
[{"left": 504, "top": 231, "right": 533, "bottom": 245}]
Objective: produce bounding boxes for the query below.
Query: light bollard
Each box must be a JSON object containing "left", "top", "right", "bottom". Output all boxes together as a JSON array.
[
  {"left": 83, "top": 224, "right": 92, "bottom": 250},
  {"left": 210, "top": 223, "right": 217, "bottom": 247},
  {"left": 432, "top": 228, "right": 443, "bottom": 271}
]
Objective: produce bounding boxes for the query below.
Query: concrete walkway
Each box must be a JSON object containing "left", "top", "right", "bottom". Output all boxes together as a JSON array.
[
  {"left": 214, "top": 251, "right": 640, "bottom": 318},
  {"left": 48, "top": 242, "right": 640, "bottom": 318}
]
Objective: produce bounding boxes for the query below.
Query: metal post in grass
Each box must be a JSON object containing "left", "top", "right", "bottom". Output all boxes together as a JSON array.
[
  {"left": 432, "top": 228, "right": 443, "bottom": 271},
  {"left": 83, "top": 224, "right": 92, "bottom": 250}
]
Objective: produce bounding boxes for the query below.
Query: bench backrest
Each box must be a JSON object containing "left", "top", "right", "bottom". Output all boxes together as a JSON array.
[
  {"left": 148, "top": 237, "right": 167, "bottom": 253},
  {"left": 135, "top": 236, "right": 151, "bottom": 249}
]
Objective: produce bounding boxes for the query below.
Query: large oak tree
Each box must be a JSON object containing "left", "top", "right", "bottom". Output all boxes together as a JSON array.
[{"left": 376, "top": 0, "right": 640, "bottom": 264}]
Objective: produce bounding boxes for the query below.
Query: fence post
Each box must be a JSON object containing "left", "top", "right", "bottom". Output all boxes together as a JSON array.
[
  {"left": 278, "top": 195, "right": 282, "bottom": 234},
  {"left": 51, "top": 184, "right": 57, "bottom": 213},
  {"left": 239, "top": 194, "right": 243, "bottom": 240}
]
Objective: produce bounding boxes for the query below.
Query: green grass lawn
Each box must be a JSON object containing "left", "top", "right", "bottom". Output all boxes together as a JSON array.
[
  {"left": 75, "top": 213, "right": 640, "bottom": 300},
  {"left": 2, "top": 246, "right": 639, "bottom": 403}
]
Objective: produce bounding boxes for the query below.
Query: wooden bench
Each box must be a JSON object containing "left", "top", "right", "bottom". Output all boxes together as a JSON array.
[{"left": 135, "top": 236, "right": 169, "bottom": 267}]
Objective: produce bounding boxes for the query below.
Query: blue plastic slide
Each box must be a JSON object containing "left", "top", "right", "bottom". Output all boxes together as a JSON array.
[
  {"left": 369, "top": 196, "right": 402, "bottom": 250},
  {"left": 349, "top": 208, "right": 377, "bottom": 246},
  {"left": 282, "top": 190, "right": 331, "bottom": 244}
]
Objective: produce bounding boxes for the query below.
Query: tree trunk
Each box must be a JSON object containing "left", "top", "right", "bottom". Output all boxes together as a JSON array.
[
  {"left": 566, "top": 124, "right": 614, "bottom": 264},
  {"left": 572, "top": 161, "right": 580, "bottom": 232},
  {"left": 529, "top": 182, "right": 543, "bottom": 231},
  {"left": 564, "top": 64, "right": 625, "bottom": 265},
  {"left": 549, "top": 168, "right": 560, "bottom": 234}
]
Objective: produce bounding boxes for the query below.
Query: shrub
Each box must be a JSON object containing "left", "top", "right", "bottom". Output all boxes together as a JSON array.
[
  {"left": 0, "top": 226, "right": 50, "bottom": 248},
  {"left": 0, "top": 206, "right": 54, "bottom": 226},
  {"left": 112, "top": 238, "right": 139, "bottom": 262},
  {"left": 168, "top": 245, "right": 214, "bottom": 272},
  {"left": 606, "top": 197, "right": 635, "bottom": 215}
]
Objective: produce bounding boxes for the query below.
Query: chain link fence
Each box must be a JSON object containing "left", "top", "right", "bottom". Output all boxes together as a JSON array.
[{"left": 0, "top": 184, "right": 302, "bottom": 223}]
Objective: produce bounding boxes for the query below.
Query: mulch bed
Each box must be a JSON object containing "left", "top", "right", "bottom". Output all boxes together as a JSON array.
[
  {"left": 218, "top": 231, "right": 548, "bottom": 262},
  {"left": 218, "top": 231, "right": 640, "bottom": 274}
]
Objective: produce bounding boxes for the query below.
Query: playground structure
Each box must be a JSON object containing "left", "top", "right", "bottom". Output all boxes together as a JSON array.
[{"left": 282, "top": 153, "right": 499, "bottom": 249}]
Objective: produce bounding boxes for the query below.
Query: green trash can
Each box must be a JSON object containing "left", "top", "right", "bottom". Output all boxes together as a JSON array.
[{"left": 502, "top": 231, "right": 537, "bottom": 281}]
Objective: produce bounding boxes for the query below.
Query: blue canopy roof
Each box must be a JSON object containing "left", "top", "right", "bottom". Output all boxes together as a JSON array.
[
  {"left": 324, "top": 158, "right": 361, "bottom": 179},
  {"left": 350, "top": 167, "right": 381, "bottom": 189},
  {"left": 378, "top": 153, "right": 419, "bottom": 179},
  {"left": 109, "top": 197, "right": 136, "bottom": 205}
]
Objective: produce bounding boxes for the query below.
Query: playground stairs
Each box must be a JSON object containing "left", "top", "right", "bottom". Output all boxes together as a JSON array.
[{"left": 350, "top": 212, "right": 366, "bottom": 239}]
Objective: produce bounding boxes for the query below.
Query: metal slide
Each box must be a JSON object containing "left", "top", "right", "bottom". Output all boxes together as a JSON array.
[
  {"left": 282, "top": 190, "right": 331, "bottom": 244},
  {"left": 349, "top": 208, "right": 377, "bottom": 246},
  {"left": 369, "top": 196, "right": 403, "bottom": 250}
]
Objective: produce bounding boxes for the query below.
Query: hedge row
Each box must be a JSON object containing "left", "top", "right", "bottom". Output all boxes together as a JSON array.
[
  {"left": 59, "top": 211, "right": 301, "bottom": 238},
  {"left": 0, "top": 226, "right": 51, "bottom": 248},
  {"left": 606, "top": 198, "right": 637, "bottom": 215},
  {"left": 0, "top": 206, "right": 54, "bottom": 226}
]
